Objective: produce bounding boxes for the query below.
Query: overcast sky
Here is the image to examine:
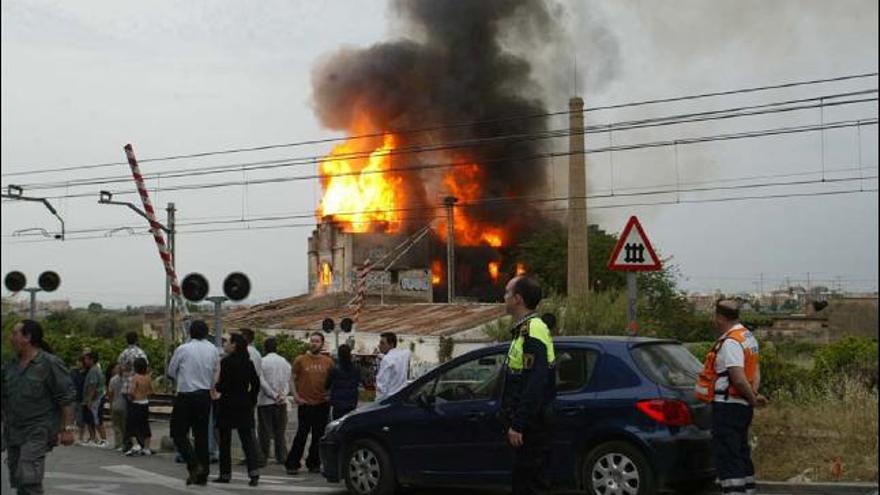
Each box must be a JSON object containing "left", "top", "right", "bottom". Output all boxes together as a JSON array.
[{"left": 2, "top": 0, "right": 878, "bottom": 308}]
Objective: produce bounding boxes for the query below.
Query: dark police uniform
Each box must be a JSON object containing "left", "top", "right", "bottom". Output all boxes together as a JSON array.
[
  {"left": 501, "top": 313, "right": 556, "bottom": 495},
  {"left": 2, "top": 350, "right": 75, "bottom": 495}
]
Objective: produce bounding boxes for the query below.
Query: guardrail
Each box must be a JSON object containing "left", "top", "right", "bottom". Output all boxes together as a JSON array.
[{"left": 101, "top": 393, "right": 175, "bottom": 421}]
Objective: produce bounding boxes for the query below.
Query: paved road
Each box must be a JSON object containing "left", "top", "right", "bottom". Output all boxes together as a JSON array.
[
  {"left": 3, "top": 441, "right": 875, "bottom": 495},
  {"left": 1, "top": 442, "right": 348, "bottom": 495}
]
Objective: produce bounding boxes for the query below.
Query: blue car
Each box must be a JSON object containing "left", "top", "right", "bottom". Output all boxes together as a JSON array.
[{"left": 320, "top": 336, "right": 715, "bottom": 495}]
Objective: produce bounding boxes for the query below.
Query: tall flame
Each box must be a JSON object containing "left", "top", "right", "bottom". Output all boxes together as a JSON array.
[
  {"left": 320, "top": 262, "right": 333, "bottom": 287},
  {"left": 317, "top": 133, "right": 403, "bottom": 233},
  {"left": 488, "top": 261, "right": 500, "bottom": 283},
  {"left": 431, "top": 259, "right": 443, "bottom": 286},
  {"left": 437, "top": 163, "right": 505, "bottom": 247}
]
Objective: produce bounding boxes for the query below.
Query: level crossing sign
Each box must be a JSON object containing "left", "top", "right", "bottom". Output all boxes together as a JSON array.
[
  {"left": 607, "top": 216, "right": 662, "bottom": 272},
  {"left": 607, "top": 216, "right": 662, "bottom": 335}
]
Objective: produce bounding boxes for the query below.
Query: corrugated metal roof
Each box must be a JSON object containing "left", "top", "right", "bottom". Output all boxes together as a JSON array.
[{"left": 225, "top": 295, "right": 505, "bottom": 337}]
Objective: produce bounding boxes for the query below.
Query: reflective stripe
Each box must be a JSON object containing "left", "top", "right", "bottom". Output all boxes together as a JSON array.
[{"left": 721, "top": 477, "right": 748, "bottom": 494}]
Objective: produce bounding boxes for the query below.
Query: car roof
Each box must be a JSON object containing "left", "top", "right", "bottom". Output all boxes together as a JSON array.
[{"left": 478, "top": 335, "right": 681, "bottom": 354}]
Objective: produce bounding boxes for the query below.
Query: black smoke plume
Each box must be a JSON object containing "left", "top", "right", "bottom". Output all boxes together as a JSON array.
[{"left": 312, "top": 0, "right": 561, "bottom": 242}]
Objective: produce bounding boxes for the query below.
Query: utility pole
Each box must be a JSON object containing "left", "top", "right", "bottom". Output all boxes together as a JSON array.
[
  {"left": 165, "top": 202, "right": 176, "bottom": 371},
  {"left": 443, "top": 196, "right": 457, "bottom": 303}
]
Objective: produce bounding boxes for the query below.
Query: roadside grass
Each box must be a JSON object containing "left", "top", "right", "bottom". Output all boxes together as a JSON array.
[{"left": 752, "top": 376, "right": 878, "bottom": 482}]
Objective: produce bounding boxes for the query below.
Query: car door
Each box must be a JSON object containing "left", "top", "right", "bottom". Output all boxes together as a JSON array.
[
  {"left": 550, "top": 345, "right": 600, "bottom": 482},
  {"left": 385, "top": 350, "right": 507, "bottom": 484}
]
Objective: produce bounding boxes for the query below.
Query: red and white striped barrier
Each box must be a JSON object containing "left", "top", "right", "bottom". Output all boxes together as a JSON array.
[
  {"left": 353, "top": 259, "right": 371, "bottom": 323},
  {"left": 124, "top": 144, "right": 189, "bottom": 319}
]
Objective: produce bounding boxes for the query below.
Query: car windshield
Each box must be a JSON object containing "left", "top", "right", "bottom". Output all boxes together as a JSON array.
[{"left": 630, "top": 343, "right": 702, "bottom": 388}]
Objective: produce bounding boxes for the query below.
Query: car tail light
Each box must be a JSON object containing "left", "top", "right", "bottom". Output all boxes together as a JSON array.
[{"left": 636, "top": 399, "right": 693, "bottom": 426}]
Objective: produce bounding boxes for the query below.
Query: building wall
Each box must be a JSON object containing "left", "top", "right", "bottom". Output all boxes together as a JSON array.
[{"left": 307, "top": 222, "right": 432, "bottom": 301}]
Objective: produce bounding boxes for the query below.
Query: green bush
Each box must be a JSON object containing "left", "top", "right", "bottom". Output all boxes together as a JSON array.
[
  {"left": 812, "top": 337, "right": 879, "bottom": 389},
  {"left": 253, "top": 332, "right": 309, "bottom": 363}
]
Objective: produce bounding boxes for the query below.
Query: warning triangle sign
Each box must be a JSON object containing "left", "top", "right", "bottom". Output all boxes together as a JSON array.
[{"left": 607, "top": 216, "right": 662, "bottom": 271}]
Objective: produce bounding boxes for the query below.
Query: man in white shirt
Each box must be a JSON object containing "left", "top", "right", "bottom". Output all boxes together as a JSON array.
[
  {"left": 256, "top": 337, "right": 292, "bottom": 464},
  {"left": 375, "top": 332, "right": 411, "bottom": 402},
  {"left": 708, "top": 300, "right": 767, "bottom": 495},
  {"left": 167, "top": 320, "right": 220, "bottom": 486}
]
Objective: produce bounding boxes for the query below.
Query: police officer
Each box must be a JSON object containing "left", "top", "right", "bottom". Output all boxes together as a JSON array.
[
  {"left": 501, "top": 275, "right": 556, "bottom": 495},
  {"left": 2, "top": 319, "right": 76, "bottom": 495}
]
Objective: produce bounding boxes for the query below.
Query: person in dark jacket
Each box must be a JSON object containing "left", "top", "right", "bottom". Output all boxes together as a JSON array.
[
  {"left": 325, "top": 345, "right": 361, "bottom": 420},
  {"left": 213, "top": 333, "right": 261, "bottom": 486},
  {"left": 500, "top": 275, "right": 557, "bottom": 495}
]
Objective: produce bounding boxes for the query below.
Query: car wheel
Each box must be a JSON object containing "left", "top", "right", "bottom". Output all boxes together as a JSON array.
[
  {"left": 344, "top": 439, "right": 395, "bottom": 495},
  {"left": 583, "top": 441, "right": 656, "bottom": 495}
]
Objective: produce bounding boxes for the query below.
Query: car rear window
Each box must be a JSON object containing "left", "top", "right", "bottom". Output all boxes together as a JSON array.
[{"left": 631, "top": 343, "right": 702, "bottom": 388}]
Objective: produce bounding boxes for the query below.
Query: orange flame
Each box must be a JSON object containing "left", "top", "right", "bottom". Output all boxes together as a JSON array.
[
  {"left": 437, "top": 163, "right": 505, "bottom": 247},
  {"left": 431, "top": 260, "right": 443, "bottom": 286},
  {"left": 319, "top": 262, "right": 333, "bottom": 287},
  {"left": 317, "top": 131, "right": 403, "bottom": 233},
  {"left": 488, "top": 261, "right": 500, "bottom": 282}
]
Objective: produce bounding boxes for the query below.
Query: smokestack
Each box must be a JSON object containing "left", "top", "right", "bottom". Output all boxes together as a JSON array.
[{"left": 567, "top": 96, "right": 590, "bottom": 297}]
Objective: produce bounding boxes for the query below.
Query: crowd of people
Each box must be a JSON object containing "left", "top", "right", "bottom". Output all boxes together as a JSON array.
[{"left": 3, "top": 275, "right": 768, "bottom": 495}]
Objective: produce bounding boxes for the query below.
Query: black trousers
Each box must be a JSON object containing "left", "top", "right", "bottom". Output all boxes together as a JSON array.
[
  {"left": 218, "top": 426, "right": 260, "bottom": 478},
  {"left": 170, "top": 390, "right": 212, "bottom": 480},
  {"left": 124, "top": 403, "right": 151, "bottom": 448},
  {"left": 510, "top": 408, "right": 554, "bottom": 495},
  {"left": 285, "top": 402, "right": 330, "bottom": 470},
  {"left": 257, "top": 404, "right": 288, "bottom": 463},
  {"left": 711, "top": 402, "right": 756, "bottom": 495}
]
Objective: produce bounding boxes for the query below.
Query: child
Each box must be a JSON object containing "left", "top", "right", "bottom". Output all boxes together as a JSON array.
[
  {"left": 107, "top": 364, "right": 128, "bottom": 451},
  {"left": 125, "top": 357, "right": 153, "bottom": 456}
]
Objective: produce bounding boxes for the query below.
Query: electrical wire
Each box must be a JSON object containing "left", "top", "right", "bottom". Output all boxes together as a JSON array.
[{"left": 2, "top": 72, "right": 875, "bottom": 178}]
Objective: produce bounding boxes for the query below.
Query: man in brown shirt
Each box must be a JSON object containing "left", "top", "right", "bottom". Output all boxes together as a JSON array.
[{"left": 284, "top": 332, "right": 334, "bottom": 475}]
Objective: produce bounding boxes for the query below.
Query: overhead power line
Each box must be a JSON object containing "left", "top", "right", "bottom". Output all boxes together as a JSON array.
[
  {"left": 4, "top": 187, "right": 876, "bottom": 245},
  {"left": 4, "top": 173, "right": 876, "bottom": 243},
  {"left": 2, "top": 72, "right": 876, "bottom": 178},
  {"left": 8, "top": 117, "right": 875, "bottom": 202},
  {"left": 10, "top": 90, "right": 877, "bottom": 192}
]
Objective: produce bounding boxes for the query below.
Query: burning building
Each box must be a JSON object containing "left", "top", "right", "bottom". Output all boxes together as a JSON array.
[{"left": 307, "top": 0, "right": 576, "bottom": 302}]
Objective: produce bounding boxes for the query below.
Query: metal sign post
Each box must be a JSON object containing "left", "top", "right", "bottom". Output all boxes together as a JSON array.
[
  {"left": 607, "top": 216, "right": 663, "bottom": 335},
  {"left": 206, "top": 296, "right": 229, "bottom": 349}
]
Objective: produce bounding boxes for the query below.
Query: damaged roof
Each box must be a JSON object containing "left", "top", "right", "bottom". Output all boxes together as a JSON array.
[{"left": 224, "top": 294, "right": 506, "bottom": 337}]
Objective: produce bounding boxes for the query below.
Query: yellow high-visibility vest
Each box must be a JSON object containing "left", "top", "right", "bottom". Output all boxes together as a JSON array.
[{"left": 507, "top": 317, "right": 555, "bottom": 371}]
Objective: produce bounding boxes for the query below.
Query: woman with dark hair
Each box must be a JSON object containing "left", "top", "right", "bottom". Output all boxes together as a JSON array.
[
  {"left": 213, "top": 333, "right": 261, "bottom": 486},
  {"left": 326, "top": 344, "right": 361, "bottom": 420}
]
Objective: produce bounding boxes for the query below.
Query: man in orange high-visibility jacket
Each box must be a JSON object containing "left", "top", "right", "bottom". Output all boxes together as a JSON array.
[{"left": 705, "top": 300, "right": 768, "bottom": 495}]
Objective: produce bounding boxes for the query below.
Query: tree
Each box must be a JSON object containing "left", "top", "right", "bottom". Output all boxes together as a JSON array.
[
  {"left": 87, "top": 302, "right": 103, "bottom": 314},
  {"left": 515, "top": 221, "right": 714, "bottom": 341},
  {"left": 94, "top": 315, "right": 123, "bottom": 339},
  {"left": 516, "top": 222, "right": 626, "bottom": 294}
]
